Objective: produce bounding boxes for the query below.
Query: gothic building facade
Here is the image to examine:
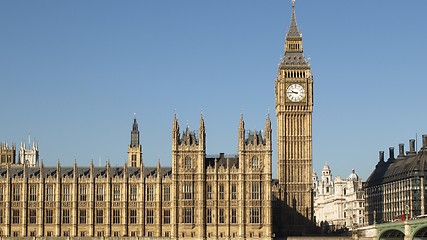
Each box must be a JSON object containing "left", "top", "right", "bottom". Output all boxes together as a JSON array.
[
  {"left": 0, "top": 115, "right": 273, "bottom": 238},
  {"left": 273, "top": 0, "right": 315, "bottom": 235},
  {"left": 0, "top": 2, "right": 316, "bottom": 238},
  {"left": 312, "top": 164, "right": 365, "bottom": 230}
]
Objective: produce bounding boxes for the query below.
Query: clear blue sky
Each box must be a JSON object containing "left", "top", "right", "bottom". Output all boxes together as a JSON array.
[{"left": 1, "top": 1, "right": 426, "bottom": 180}]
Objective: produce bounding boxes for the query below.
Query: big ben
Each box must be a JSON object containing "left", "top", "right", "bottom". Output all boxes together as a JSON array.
[{"left": 275, "top": 0, "right": 313, "bottom": 222}]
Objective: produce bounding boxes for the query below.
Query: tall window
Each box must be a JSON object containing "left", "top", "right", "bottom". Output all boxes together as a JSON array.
[
  {"left": 96, "top": 209, "right": 104, "bottom": 224},
  {"left": 252, "top": 156, "right": 259, "bottom": 168},
  {"left": 130, "top": 185, "right": 137, "bottom": 201},
  {"left": 45, "top": 209, "right": 53, "bottom": 224},
  {"left": 79, "top": 210, "right": 86, "bottom": 224},
  {"left": 206, "top": 208, "right": 212, "bottom": 224},
  {"left": 164, "top": 186, "right": 170, "bottom": 201},
  {"left": 46, "top": 185, "right": 54, "bottom": 202},
  {"left": 113, "top": 209, "right": 120, "bottom": 224},
  {"left": 62, "top": 209, "right": 70, "bottom": 224},
  {"left": 183, "top": 182, "right": 193, "bottom": 200},
  {"left": 183, "top": 207, "right": 193, "bottom": 224},
  {"left": 96, "top": 185, "right": 104, "bottom": 201},
  {"left": 0, "top": 209, "right": 3, "bottom": 224},
  {"left": 146, "top": 209, "right": 154, "bottom": 224},
  {"left": 113, "top": 185, "right": 120, "bottom": 201},
  {"left": 207, "top": 184, "right": 212, "bottom": 199},
  {"left": 251, "top": 182, "right": 260, "bottom": 200},
  {"left": 147, "top": 185, "right": 154, "bottom": 202},
  {"left": 12, "top": 209, "right": 20, "bottom": 224},
  {"left": 29, "top": 209, "right": 37, "bottom": 224},
  {"left": 131, "top": 154, "right": 136, "bottom": 167},
  {"left": 80, "top": 185, "right": 87, "bottom": 202},
  {"left": 164, "top": 209, "right": 170, "bottom": 224},
  {"left": 12, "top": 185, "right": 20, "bottom": 202},
  {"left": 129, "top": 209, "right": 137, "bottom": 224},
  {"left": 63, "top": 184, "right": 70, "bottom": 202},
  {"left": 250, "top": 207, "right": 260, "bottom": 224},
  {"left": 219, "top": 208, "right": 225, "bottom": 224},
  {"left": 231, "top": 183, "right": 237, "bottom": 200},
  {"left": 231, "top": 208, "right": 237, "bottom": 223},
  {"left": 184, "top": 156, "right": 192, "bottom": 168},
  {"left": 219, "top": 183, "right": 224, "bottom": 200},
  {"left": 0, "top": 186, "right": 3, "bottom": 201},
  {"left": 29, "top": 185, "right": 37, "bottom": 202}
]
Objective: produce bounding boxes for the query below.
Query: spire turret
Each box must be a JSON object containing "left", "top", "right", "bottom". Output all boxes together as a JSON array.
[
  {"left": 281, "top": 0, "right": 308, "bottom": 67},
  {"left": 130, "top": 114, "right": 139, "bottom": 147},
  {"left": 287, "top": 0, "right": 301, "bottom": 38}
]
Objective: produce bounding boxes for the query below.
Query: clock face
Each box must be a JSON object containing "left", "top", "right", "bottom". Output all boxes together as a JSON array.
[{"left": 286, "top": 84, "right": 305, "bottom": 102}]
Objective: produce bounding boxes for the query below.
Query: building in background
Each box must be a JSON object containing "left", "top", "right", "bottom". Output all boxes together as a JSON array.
[
  {"left": 313, "top": 164, "right": 365, "bottom": 231},
  {"left": 365, "top": 135, "right": 427, "bottom": 224},
  {"left": 19, "top": 140, "right": 39, "bottom": 167}
]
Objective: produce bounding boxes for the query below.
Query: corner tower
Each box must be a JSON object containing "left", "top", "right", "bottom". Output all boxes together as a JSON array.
[
  {"left": 128, "top": 114, "right": 143, "bottom": 167},
  {"left": 275, "top": 0, "right": 314, "bottom": 220}
]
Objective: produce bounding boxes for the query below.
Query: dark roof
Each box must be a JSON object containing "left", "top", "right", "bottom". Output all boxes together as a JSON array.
[
  {"left": 0, "top": 165, "right": 172, "bottom": 179},
  {"left": 205, "top": 153, "right": 238, "bottom": 169},
  {"left": 365, "top": 149, "right": 427, "bottom": 188},
  {"left": 287, "top": 4, "right": 301, "bottom": 38}
]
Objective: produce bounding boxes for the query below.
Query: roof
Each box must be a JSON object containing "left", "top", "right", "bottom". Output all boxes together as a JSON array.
[
  {"left": 0, "top": 165, "right": 172, "bottom": 179},
  {"left": 365, "top": 148, "right": 427, "bottom": 188},
  {"left": 286, "top": 2, "right": 301, "bottom": 38}
]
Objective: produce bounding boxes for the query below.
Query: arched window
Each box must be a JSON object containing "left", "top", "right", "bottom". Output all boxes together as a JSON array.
[
  {"left": 252, "top": 156, "right": 259, "bottom": 168},
  {"left": 343, "top": 188, "right": 347, "bottom": 195},
  {"left": 184, "top": 156, "right": 192, "bottom": 168}
]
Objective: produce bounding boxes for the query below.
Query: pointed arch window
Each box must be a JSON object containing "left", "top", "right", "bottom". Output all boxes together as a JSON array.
[
  {"left": 252, "top": 156, "right": 259, "bottom": 168},
  {"left": 184, "top": 156, "right": 192, "bottom": 168}
]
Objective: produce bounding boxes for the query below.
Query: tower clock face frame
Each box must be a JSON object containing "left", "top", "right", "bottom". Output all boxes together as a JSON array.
[{"left": 286, "top": 83, "right": 305, "bottom": 102}]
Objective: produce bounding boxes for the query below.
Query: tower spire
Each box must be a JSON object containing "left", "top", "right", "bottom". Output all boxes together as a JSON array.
[
  {"left": 131, "top": 114, "right": 139, "bottom": 147},
  {"left": 287, "top": 0, "right": 301, "bottom": 38}
]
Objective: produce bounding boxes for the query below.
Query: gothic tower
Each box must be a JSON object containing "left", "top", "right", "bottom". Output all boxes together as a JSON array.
[
  {"left": 171, "top": 114, "right": 206, "bottom": 239},
  {"left": 19, "top": 139, "right": 39, "bottom": 167},
  {"left": 128, "top": 115, "right": 143, "bottom": 167},
  {"left": 237, "top": 115, "right": 273, "bottom": 238},
  {"left": 275, "top": 0, "right": 314, "bottom": 221}
]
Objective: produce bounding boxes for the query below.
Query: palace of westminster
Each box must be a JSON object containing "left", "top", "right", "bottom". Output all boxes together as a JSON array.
[
  {"left": 10, "top": 1, "right": 427, "bottom": 238},
  {"left": 0, "top": 3, "right": 313, "bottom": 235}
]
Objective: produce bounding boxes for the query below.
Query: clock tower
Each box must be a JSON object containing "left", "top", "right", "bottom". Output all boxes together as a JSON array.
[{"left": 275, "top": 0, "right": 314, "bottom": 221}]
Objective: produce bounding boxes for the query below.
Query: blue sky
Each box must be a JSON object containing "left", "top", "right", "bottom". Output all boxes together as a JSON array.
[{"left": 1, "top": 1, "right": 426, "bottom": 180}]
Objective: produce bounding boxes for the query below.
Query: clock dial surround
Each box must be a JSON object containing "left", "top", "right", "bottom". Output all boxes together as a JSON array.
[{"left": 286, "top": 83, "right": 305, "bottom": 102}]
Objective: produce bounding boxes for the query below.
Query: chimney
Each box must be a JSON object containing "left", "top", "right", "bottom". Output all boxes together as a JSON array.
[
  {"left": 408, "top": 139, "right": 416, "bottom": 155},
  {"left": 388, "top": 147, "right": 395, "bottom": 161},
  {"left": 398, "top": 143, "right": 405, "bottom": 157},
  {"left": 379, "top": 151, "right": 384, "bottom": 162}
]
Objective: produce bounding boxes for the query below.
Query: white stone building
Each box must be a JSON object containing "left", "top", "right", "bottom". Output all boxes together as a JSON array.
[
  {"left": 313, "top": 164, "right": 365, "bottom": 231},
  {"left": 19, "top": 140, "right": 39, "bottom": 167}
]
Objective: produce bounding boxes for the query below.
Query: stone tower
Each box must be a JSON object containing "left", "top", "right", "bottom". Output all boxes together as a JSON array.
[
  {"left": 171, "top": 114, "right": 206, "bottom": 239},
  {"left": 0, "top": 142, "right": 16, "bottom": 165},
  {"left": 128, "top": 114, "right": 143, "bottom": 167},
  {"left": 237, "top": 115, "right": 273, "bottom": 238},
  {"left": 19, "top": 140, "right": 39, "bottom": 167},
  {"left": 275, "top": 0, "right": 314, "bottom": 221}
]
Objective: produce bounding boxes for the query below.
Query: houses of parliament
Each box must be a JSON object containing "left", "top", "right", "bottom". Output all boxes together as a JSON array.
[{"left": 0, "top": 2, "right": 314, "bottom": 239}]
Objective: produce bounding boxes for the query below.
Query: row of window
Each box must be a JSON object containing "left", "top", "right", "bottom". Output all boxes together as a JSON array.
[
  {"left": 3, "top": 207, "right": 262, "bottom": 225},
  {"left": 2, "top": 184, "right": 163, "bottom": 202},
  {"left": 2, "top": 181, "right": 262, "bottom": 203}
]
